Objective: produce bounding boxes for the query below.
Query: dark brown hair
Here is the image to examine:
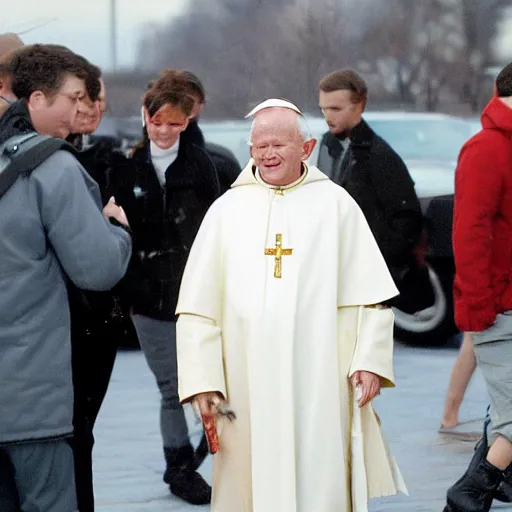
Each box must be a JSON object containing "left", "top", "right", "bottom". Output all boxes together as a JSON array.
[
  {"left": 319, "top": 69, "right": 368, "bottom": 105},
  {"left": 2, "top": 44, "right": 99, "bottom": 101},
  {"left": 143, "top": 69, "right": 195, "bottom": 117},
  {"left": 496, "top": 63, "right": 512, "bottom": 98},
  {"left": 182, "top": 70, "right": 205, "bottom": 104}
]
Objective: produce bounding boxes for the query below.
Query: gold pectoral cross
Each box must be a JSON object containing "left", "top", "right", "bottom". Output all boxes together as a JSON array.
[{"left": 264, "top": 234, "right": 293, "bottom": 278}]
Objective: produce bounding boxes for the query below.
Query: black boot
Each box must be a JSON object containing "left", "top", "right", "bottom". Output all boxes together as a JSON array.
[
  {"left": 444, "top": 459, "right": 503, "bottom": 512},
  {"left": 498, "top": 463, "right": 512, "bottom": 503},
  {"left": 467, "top": 416, "right": 512, "bottom": 503},
  {"left": 163, "top": 445, "right": 211, "bottom": 505}
]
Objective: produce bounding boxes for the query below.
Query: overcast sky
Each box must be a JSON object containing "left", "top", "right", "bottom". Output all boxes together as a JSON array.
[
  {"left": 1, "top": 0, "right": 187, "bottom": 70},
  {"left": 3, "top": 0, "right": 512, "bottom": 73}
]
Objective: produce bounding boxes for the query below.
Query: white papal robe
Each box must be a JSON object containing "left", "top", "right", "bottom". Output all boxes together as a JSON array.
[{"left": 176, "top": 162, "right": 408, "bottom": 511}]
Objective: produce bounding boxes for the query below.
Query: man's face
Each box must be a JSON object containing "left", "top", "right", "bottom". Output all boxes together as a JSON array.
[
  {"left": 29, "top": 74, "right": 87, "bottom": 139},
  {"left": 250, "top": 109, "right": 315, "bottom": 186},
  {"left": 319, "top": 89, "right": 363, "bottom": 135},
  {"left": 145, "top": 103, "right": 189, "bottom": 150},
  {"left": 72, "top": 79, "right": 107, "bottom": 135}
]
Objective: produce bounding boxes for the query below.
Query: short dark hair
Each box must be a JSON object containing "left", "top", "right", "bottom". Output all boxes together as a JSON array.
[
  {"left": 2, "top": 44, "right": 97, "bottom": 101},
  {"left": 496, "top": 63, "right": 512, "bottom": 98},
  {"left": 183, "top": 70, "right": 205, "bottom": 104},
  {"left": 319, "top": 69, "right": 368, "bottom": 105}
]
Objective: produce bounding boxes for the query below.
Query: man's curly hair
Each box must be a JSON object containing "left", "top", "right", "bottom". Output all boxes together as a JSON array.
[{"left": 1, "top": 44, "right": 101, "bottom": 101}]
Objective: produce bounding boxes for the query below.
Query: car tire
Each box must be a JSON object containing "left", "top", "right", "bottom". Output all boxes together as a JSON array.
[{"left": 393, "top": 259, "right": 458, "bottom": 347}]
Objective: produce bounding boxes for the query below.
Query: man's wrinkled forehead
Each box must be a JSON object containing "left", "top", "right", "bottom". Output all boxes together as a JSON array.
[{"left": 250, "top": 108, "right": 301, "bottom": 141}]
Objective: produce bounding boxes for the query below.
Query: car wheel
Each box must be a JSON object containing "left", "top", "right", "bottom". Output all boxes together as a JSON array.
[{"left": 393, "top": 261, "right": 457, "bottom": 347}]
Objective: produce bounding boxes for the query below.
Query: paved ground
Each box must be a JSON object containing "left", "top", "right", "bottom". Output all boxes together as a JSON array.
[{"left": 93, "top": 342, "right": 511, "bottom": 511}]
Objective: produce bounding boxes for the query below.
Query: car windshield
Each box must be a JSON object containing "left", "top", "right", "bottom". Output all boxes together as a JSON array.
[{"left": 367, "top": 118, "right": 473, "bottom": 162}]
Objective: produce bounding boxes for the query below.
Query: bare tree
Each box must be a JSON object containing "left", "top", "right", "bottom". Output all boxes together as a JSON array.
[
  {"left": 135, "top": 0, "right": 357, "bottom": 117},
  {"left": 358, "top": 0, "right": 467, "bottom": 111},
  {"left": 458, "top": 0, "right": 512, "bottom": 111},
  {"left": 133, "top": 0, "right": 510, "bottom": 116}
]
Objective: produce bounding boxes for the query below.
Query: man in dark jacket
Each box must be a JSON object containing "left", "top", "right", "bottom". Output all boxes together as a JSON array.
[
  {"left": 0, "top": 45, "right": 131, "bottom": 511},
  {"left": 443, "top": 63, "right": 512, "bottom": 512},
  {"left": 317, "top": 69, "right": 423, "bottom": 291},
  {"left": 67, "top": 67, "right": 138, "bottom": 512}
]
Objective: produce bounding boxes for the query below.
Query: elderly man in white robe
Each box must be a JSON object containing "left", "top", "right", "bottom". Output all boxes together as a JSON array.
[{"left": 175, "top": 98, "right": 407, "bottom": 511}]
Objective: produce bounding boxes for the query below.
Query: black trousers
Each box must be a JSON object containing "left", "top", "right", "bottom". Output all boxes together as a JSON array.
[
  {"left": 70, "top": 322, "right": 119, "bottom": 512},
  {"left": 0, "top": 449, "right": 19, "bottom": 512}
]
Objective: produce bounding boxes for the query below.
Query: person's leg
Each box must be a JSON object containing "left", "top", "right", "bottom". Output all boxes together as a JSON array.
[
  {"left": 441, "top": 332, "right": 477, "bottom": 429},
  {"left": 69, "top": 417, "right": 94, "bottom": 512},
  {"left": 0, "top": 448, "right": 20, "bottom": 512},
  {"left": 70, "top": 322, "right": 118, "bottom": 512},
  {"left": 444, "top": 339, "right": 512, "bottom": 511},
  {"left": 131, "top": 315, "right": 211, "bottom": 505},
  {"left": 7, "top": 440, "right": 77, "bottom": 512}
]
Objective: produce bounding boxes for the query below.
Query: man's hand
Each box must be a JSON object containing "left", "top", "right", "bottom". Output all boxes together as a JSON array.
[
  {"left": 194, "top": 392, "right": 236, "bottom": 421},
  {"left": 103, "top": 196, "right": 129, "bottom": 227},
  {"left": 195, "top": 392, "right": 222, "bottom": 417},
  {"left": 350, "top": 370, "right": 381, "bottom": 408}
]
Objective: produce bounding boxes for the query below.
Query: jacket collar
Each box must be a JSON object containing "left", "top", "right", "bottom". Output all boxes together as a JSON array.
[
  {"left": 0, "top": 100, "right": 35, "bottom": 146},
  {"left": 348, "top": 118, "right": 374, "bottom": 146}
]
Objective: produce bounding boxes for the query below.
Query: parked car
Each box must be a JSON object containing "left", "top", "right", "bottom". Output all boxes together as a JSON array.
[{"left": 201, "top": 112, "right": 476, "bottom": 346}]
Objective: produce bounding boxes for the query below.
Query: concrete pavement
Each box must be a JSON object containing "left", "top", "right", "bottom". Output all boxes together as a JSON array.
[{"left": 92, "top": 343, "right": 510, "bottom": 511}]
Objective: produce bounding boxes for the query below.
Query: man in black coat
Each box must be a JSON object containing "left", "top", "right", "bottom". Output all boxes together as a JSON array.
[
  {"left": 317, "top": 69, "right": 423, "bottom": 293},
  {"left": 64, "top": 61, "right": 136, "bottom": 512}
]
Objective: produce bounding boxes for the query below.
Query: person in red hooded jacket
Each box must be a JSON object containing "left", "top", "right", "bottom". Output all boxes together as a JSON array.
[{"left": 443, "top": 62, "right": 512, "bottom": 512}]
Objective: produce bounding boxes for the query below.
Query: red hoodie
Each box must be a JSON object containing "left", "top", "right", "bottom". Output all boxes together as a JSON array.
[{"left": 453, "top": 96, "right": 512, "bottom": 332}]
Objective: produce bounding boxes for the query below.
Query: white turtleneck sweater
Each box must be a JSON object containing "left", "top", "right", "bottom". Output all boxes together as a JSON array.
[{"left": 150, "top": 139, "right": 180, "bottom": 187}]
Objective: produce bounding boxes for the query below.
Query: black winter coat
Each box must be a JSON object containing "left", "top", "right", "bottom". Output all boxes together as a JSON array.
[
  {"left": 119, "top": 138, "right": 220, "bottom": 321},
  {"left": 69, "top": 138, "right": 137, "bottom": 350},
  {"left": 317, "top": 119, "right": 423, "bottom": 281}
]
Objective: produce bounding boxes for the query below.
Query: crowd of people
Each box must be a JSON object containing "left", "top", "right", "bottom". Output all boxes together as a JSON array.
[{"left": 0, "top": 29, "right": 511, "bottom": 512}]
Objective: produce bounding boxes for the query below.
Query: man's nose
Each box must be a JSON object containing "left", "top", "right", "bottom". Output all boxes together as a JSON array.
[
  {"left": 76, "top": 99, "right": 90, "bottom": 114},
  {"left": 262, "top": 147, "right": 277, "bottom": 159}
]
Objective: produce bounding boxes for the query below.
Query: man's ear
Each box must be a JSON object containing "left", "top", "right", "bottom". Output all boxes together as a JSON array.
[
  {"left": 27, "top": 90, "right": 46, "bottom": 112},
  {"left": 302, "top": 138, "right": 317, "bottom": 160}
]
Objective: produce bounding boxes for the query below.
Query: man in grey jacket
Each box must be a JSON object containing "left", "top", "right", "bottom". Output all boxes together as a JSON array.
[{"left": 0, "top": 45, "right": 132, "bottom": 511}]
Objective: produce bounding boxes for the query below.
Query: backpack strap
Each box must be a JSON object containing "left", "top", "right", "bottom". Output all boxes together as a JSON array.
[{"left": 0, "top": 132, "right": 76, "bottom": 199}]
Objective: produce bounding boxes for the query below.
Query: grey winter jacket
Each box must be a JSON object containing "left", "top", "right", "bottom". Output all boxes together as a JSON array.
[{"left": 0, "top": 149, "right": 132, "bottom": 444}]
